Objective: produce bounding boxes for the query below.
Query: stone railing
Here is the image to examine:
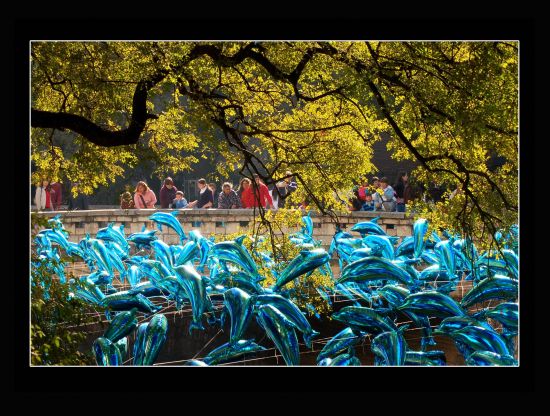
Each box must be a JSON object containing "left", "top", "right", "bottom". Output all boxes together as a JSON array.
[{"left": 31, "top": 209, "right": 415, "bottom": 247}]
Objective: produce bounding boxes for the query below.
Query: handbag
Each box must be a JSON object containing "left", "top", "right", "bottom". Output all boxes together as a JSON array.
[{"left": 139, "top": 194, "right": 147, "bottom": 208}]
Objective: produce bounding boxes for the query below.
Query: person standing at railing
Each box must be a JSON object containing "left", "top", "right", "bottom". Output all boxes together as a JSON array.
[
  {"left": 379, "top": 177, "right": 397, "bottom": 212},
  {"left": 34, "top": 179, "right": 55, "bottom": 212},
  {"left": 238, "top": 178, "right": 253, "bottom": 208},
  {"left": 50, "top": 181, "right": 63, "bottom": 211},
  {"left": 273, "top": 171, "right": 298, "bottom": 208},
  {"left": 209, "top": 183, "right": 218, "bottom": 208},
  {"left": 172, "top": 191, "right": 189, "bottom": 209},
  {"left": 393, "top": 171, "right": 411, "bottom": 213},
  {"left": 218, "top": 182, "right": 241, "bottom": 209},
  {"left": 159, "top": 177, "right": 178, "bottom": 209},
  {"left": 187, "top": 178, "right": 213, "bottom": 209},
  {"left": 133, "top": 181, "right": 157, "bottom": 209},
  {"left": 249, "top": 173, "right": 274, "bottom": 209}
]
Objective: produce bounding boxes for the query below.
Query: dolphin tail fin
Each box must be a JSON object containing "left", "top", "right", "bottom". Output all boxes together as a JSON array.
[
  {"left": 235, "top": 235, "right": 247, "bottom": 246},
  {"left": 303, "top": 330, "right": 320, "bottom": 349}
]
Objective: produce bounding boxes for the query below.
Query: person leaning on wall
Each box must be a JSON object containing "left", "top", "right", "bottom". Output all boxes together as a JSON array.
[
  {"left": 187, "top": 178, "right": 214, "bottom": 209},
  {"left": 159, "top": 177, "right": 178, "bottom": 209},
  {"left": 218, "top": 182, "right": 241, "bottom": 209},
  {"left": 133, "top": 181, "right": 157, "bottom": 209}
]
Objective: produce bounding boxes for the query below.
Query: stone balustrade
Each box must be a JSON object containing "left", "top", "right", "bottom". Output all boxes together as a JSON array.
[{"left": 31, "top": 208, "right": 415, "bottom": 247}]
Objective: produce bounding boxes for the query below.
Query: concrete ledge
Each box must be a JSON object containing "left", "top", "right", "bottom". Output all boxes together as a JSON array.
[{"left": 31, "top": 208, "right": 415, "bottom": 248}]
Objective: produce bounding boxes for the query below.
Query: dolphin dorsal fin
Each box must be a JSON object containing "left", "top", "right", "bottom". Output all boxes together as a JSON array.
[
  {"left": 370, "top": 216, "right": 380, "bottom": 224},
  {"left": 108, "top": 222, "right": 114, "bottom": 228},
  {"left": 171, "top": 210, "right": 180, "bottom": 217},
  {"left": 141, "top": 225, "right": 147, "bottom": 232},
  {"left": 235, "top": 235, "right": 247, "bottom": 246}
]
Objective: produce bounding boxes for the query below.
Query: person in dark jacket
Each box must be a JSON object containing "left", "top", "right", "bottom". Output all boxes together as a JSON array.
[
  {"left": 67, "top": 183, "right": 89, "bottom": 210},
  {"left": 209, "top": 183, "right": 218, "bottom": 208},
  {"left": 393, "top": 171, "right": 411, "bottom": 212},
  {"left": 187, "top": 178, "right": 214, "bottom": 209},
  {"left": 159, "top": 177, "right": 178, "bottom": 209},
  {"left": 274, "top": 171, "right": 298, "bottom": 208}
]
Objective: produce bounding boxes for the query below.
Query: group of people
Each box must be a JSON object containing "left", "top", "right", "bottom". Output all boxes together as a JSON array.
[
  {"left": 347, "top": 171, "right": 414, "bottom": 213},
  {"left": 34, "top": 179, "right": 89, "bottom": 211},
  {"left": 34, "top": 170, "right": 445, "bottom": 215},
  {"left": 120, "top": 171, "right": 299, "bottom": 211}
]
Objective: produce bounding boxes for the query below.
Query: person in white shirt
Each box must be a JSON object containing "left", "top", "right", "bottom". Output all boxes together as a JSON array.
[
  {"left": 379, "top": 177, "right": 397, "bottom": 212},
  {"left": 34, "top": 179, "right": 54, "bottom": 211}
]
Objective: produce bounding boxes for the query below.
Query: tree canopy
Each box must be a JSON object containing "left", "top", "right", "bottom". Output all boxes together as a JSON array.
[{"left": 31, "top": 41, "right": 518, "bottom": 240}]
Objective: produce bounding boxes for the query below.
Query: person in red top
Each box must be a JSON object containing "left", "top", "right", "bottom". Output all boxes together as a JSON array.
[
  {"left": 50, "top": 181, "right": 63, "bottom": 210},
  {"left": 357, "top": 178, "right": 369, "bottom": 204},
  {"left": 237, "top": 178, "right": 254, "bottom": 208},
  {"left": 250, "top": 174, "right": 274, "bottom": 209}
]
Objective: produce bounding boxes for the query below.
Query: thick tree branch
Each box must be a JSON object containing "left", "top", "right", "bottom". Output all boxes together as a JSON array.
[{"left": 32, "top": 81, "right": 150, "bottom": 147}]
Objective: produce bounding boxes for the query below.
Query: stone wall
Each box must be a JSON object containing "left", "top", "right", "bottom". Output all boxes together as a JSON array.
[{"left": 31, "top": 209, "right": 414, "bottom": 247}]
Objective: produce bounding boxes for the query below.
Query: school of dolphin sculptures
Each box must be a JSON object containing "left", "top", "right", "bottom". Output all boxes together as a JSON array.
[{"left": 33, "top": 211, "right": 519, "bottom": 366}]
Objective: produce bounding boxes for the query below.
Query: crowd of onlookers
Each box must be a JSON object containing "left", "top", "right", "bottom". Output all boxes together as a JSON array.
[
  {"left": 346, "top": 172, "right": 412, "bottom": 213},
  {"left": 34, "top": 179, "right": 90, "bottom": 211},
  {"left": 34, "top": 170, "right": 459, "bottom": 213},
  {"left": 345, "top": 171, "right": 461, "bottom": 213},
  {"left": 120, "top": 172, "right": 299, "bottom": 211}
]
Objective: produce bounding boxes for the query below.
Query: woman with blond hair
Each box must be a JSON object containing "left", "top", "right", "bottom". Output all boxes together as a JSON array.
[{"left": 133, "top": 181, "right": 157, "bottom": 209}]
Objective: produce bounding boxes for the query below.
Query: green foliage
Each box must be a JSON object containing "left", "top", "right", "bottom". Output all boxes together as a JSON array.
[
  {"left": 31, "top": 41, "right": 518, "bottom": 237},
  {"left": 31, "top": 214, "right": 97, "bottom": 365},
  {"left": 213, "top": 209, "right": 334, "bottom": 315}
]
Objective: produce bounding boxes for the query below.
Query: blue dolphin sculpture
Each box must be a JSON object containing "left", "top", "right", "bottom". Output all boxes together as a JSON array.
[
  {"left": 223, "top": 287, "right": 255, "bottom": 344},
  {"left": 252, "top": 293, "right": 320, "bottom": 347},
  {"left": 371, "top": 330, "right": 407, "bottom": 366},
  {"left": 316, "top": 327, "right": 363, "bottom": 364},
  {"left": 93, "top": 337, "right": 122, "bottom": 366},
  {"left": 256, "top": 304, "right": 300, "bottom": 366},
  {"left": 272, "top": 249, "right": 330, "bottom": 292},
  {"left": 149, "top": 210, "right": 187, "bottom": 243}
]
